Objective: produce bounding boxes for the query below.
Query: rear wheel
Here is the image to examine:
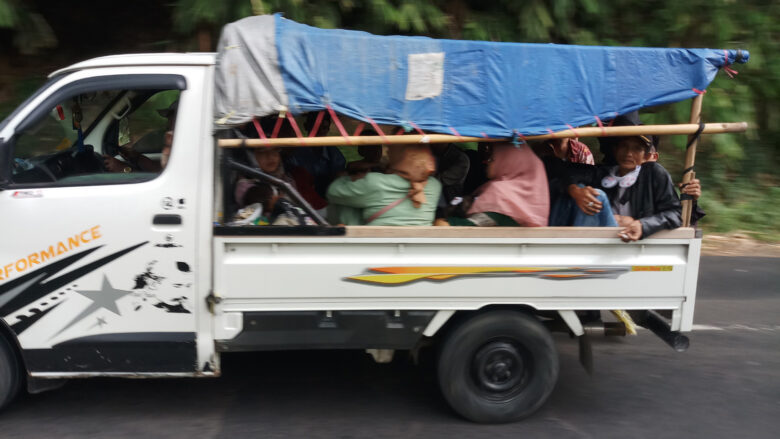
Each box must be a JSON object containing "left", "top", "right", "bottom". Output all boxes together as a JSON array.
[
  {"left": 437, "top": 310, "right": 559, "bottom": 423},
  {"left": 0, "top": 335, "right": 22, "bottom": 411}
]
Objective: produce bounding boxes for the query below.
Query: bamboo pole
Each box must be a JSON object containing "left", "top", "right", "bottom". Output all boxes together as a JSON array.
[
  {"left": 681, "top": 95, "right": 705, "bottom": 227},
  {"left": 217, "top": 121, "right": 746, "bottom": 148}
]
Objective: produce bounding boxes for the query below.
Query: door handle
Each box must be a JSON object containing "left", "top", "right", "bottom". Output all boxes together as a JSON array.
[{"left": 153, "top": 214, "right": 182, "bottom": 225}]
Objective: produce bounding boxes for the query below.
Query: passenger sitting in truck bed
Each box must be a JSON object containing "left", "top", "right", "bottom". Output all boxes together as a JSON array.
[
  {"left": 441, "top": 143, "right": 550, "bottom": 227},
  {"left": 544, "top": 137, "right": 595, "bottom": 165},
  {"left": 235, "top": 117, "right": 328, "bottom": 213},
  {"left": 532, "top": 136, "right": 602, "bottom": 226},
  {"left": 462, "top": 142, "right": 490, "bottom": 196},
  {"left": 345, "top": 131, "right": 385, "bottom": 175},
  {"left": 432, "top": 143, "right": 471, "bottom": 219},
  {"left": 235, "top": 146, "right": 295, "bottom": 207},
  {"left": 231, "top": 182, "right": 315, "bottom": 226},
  {"left": 565, "top": 133, "right": 682, "bottom": 241},
  {"left": 596, "top": 112, "right": 702, "bottom": 227},
  {"left": 326, "top": 144, "right": 441, "bottom": 226}
]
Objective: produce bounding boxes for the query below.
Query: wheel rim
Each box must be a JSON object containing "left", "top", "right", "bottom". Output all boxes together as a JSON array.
[{"left": 471, "top": 339, "right": 531, "bottom": 400}]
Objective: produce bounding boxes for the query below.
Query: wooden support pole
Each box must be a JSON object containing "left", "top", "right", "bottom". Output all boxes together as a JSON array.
[
  {"left": 217, "top": 121, "right": 746, "bottom": 148},
  {"left": 681, "top": 94, "right": 704, "bottom": 227}
]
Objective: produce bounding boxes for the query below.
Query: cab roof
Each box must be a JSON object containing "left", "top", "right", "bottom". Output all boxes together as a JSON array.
[{"left": 49, "top": 53, "right": 217, "bottom": 78}]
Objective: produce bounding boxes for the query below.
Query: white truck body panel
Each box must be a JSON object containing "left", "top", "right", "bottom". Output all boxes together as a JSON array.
[{"left": 212, "top": 229, "right": 699, "bottom": 337}]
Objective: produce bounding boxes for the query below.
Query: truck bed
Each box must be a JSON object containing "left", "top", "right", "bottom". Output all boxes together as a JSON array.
[{"left": 212, "top": 227, "right": 701, "bottom": 341}]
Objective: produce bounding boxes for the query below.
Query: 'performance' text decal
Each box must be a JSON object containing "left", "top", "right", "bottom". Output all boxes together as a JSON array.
[{"left": 0, "top": 226, "right": 102, "bottom": 282}]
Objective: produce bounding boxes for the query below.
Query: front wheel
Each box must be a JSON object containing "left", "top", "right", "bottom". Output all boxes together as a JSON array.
[
  {"left": 0, "top": 335, "right": 22, "bottom": 411},
  {"left": 437, "top": 310, "right": 559, "bottom": 423}
]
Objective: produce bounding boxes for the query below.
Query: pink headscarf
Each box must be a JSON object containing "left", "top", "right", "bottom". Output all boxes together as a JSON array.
[{"left": 467, "top": 143, "right": 550, "bottom": 226}]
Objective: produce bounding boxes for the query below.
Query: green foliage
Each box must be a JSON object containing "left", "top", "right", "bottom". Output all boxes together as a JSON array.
[
  {"left": 699, "top": 185, "right": 780, "bottom": 242},
  {"left": 172, "top": 0, "right": 248, "bottom": 33},
  {"left": 0, "top": 0, "right": 19, "bottom": 28}
]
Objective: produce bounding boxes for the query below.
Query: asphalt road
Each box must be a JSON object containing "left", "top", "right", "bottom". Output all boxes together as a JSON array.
[{"left": 2, "top": 256, "right": 778, "bottom": 439}]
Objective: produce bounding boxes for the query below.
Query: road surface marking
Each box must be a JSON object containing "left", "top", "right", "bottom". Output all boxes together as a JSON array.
[{"left": 691, "top": 324, "right": 779, "bottom": 332}]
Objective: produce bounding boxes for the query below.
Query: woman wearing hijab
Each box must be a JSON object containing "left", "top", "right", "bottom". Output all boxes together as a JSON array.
[
  {"left": 445, "top": 143, "right": 550, "bottom": 227},
  {"left": 326, "top": 144, "right": 442, "bottom": 226}
]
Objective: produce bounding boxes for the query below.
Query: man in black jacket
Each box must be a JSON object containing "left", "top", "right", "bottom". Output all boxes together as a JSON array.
[{"left": 566, "top": 133, "right": 682, "bottom": 241}]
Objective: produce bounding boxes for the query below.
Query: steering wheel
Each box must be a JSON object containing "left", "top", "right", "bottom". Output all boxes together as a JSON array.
[
  {"left": 72, "top": 144, "right": 110, "bottom": 173},
  {"left": 30, "top": 160, "right": 58, "bottom": 182}
]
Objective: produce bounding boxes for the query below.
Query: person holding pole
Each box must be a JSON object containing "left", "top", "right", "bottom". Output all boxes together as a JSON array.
[
  {"left": 644, "top": 143, "right": 705, "bottom": 226},
  {"left": 564, "top": 132, "right": 682, "bottom": 241}
]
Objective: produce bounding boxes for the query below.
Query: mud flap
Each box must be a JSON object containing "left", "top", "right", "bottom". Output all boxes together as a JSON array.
[{"left": 578, "top": 334, "right": 593, "bottom": 375}]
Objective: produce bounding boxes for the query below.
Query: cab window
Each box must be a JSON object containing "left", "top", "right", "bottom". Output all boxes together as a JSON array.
[{"left": 10, "top": 86, "right": 180, "bottom": 187}]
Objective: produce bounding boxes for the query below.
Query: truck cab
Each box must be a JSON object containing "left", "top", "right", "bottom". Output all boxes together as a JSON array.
[{"left": 0, "top": 54, "right": 219, "bottom": 378}]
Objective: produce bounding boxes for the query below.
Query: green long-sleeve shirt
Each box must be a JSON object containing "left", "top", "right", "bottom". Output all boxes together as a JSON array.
[{"left": 327, "top": 173, "right": 442, "bottom": 226}]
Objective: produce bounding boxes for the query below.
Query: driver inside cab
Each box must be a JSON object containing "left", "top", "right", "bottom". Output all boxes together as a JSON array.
[{"left": 103, "top": 100, "right": 177, "bottom": 173}]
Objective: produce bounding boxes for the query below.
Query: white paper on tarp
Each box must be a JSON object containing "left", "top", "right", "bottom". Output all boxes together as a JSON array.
[
  {"left": 405, "top": 52, "right": 445, "bottom": 101},
  {"left": 214, "top": 15, "right": 289, "bottom": 127}
]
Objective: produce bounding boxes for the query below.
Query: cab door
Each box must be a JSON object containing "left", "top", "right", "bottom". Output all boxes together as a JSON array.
[{"left": 0, "top": 68, "right": 207, "bottom": 375}]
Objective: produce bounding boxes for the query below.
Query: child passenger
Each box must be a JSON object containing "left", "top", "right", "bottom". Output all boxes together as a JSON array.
[
  {"left": 234, "top": 146, "right": 294, "bottom": 208},
  {"left": 443, "top": 143, "right": 550, "bottom": 227},
  {"left": 326, "top": 145, "right": 441, "bottom": 226}
]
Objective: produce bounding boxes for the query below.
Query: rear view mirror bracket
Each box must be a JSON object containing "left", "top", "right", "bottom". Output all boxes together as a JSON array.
[
  {"left": 0, "top": 137, "right": 12, "bottom": 190},
  {"left": 112, "top": 95, "right": 132, "bottom": 120}
]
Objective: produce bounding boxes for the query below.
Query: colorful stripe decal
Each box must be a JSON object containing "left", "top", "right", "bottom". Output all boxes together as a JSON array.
[{"left": 346, "top": 266, "right": 673, "bottom": 285}]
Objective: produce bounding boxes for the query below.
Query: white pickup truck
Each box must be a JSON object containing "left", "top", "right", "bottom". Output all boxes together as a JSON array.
[
  {"left": 0, "top": 16, "right": 747, "bottom": 421},
  {"left": 0, "top": 52, "right": 702, "bottom": 422}
]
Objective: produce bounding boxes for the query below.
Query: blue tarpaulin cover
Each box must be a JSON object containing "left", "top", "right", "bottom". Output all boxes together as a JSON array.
[{"left": 215, "top": 14, "right": 748, "bottom": 137}]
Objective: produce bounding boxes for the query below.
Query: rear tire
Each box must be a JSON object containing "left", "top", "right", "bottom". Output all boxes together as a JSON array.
[
  {"left": 437, "top": 310, "right": 559, "bottom": 423},
  {"left": 0, "top": 335, "right": 22, "bottom": 411}
]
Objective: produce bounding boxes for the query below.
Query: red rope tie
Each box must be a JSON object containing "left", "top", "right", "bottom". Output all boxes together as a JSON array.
[
  {"left": 512, "top": 130, "right": 528, "bottom": 145},
  {"left": 723, "top": 49, "right": 738, "bottom": 79},
  {"left": 271, "top": 116, "right": 284, "bottom": 139},
  {"left": 396, "top": 127, "right": 406, "bottom": 135},
  {"left": 366, "top": 118, "right": 388, "bottom": 143},
  {"left": 692, "top": 88, "right": 707, "bottom": 95},
  {"left": 308, "top": 111, "right": 325, "bottom": 138},
  {"left": 449, "top": 127, "right": 463, "bottom": 141},
  {"left": 353, "top": 122, "right": 365, "bottom": 136},
  {"left": 517, "top": 131, "right": 528, "bottom": 144},
  {"left": 326, "top": 105, "right": 351, "bottom": 144},
  {"left": 480, "top": 132, "right": 489, "bottom": 138},
  {"left": 407, "top": 121, "right": 425, "bottom": 136},
  {"left": 607, "top": 112, "right": 618, "bottom": 127},
  {"left": 285, "top": 112, "right": 306, "bottom": 146},
  {"left": 252, "top": 117, "right": 270, "bottom": 147},
  {"left": 546, "top": 128, "right": 556, "bottom": 137},
  {"left": 565, "top": 124, "right": 579, "bottom": 139},
  {"left": 594, "top": 116, "right": 606, "bottom": 136}
]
